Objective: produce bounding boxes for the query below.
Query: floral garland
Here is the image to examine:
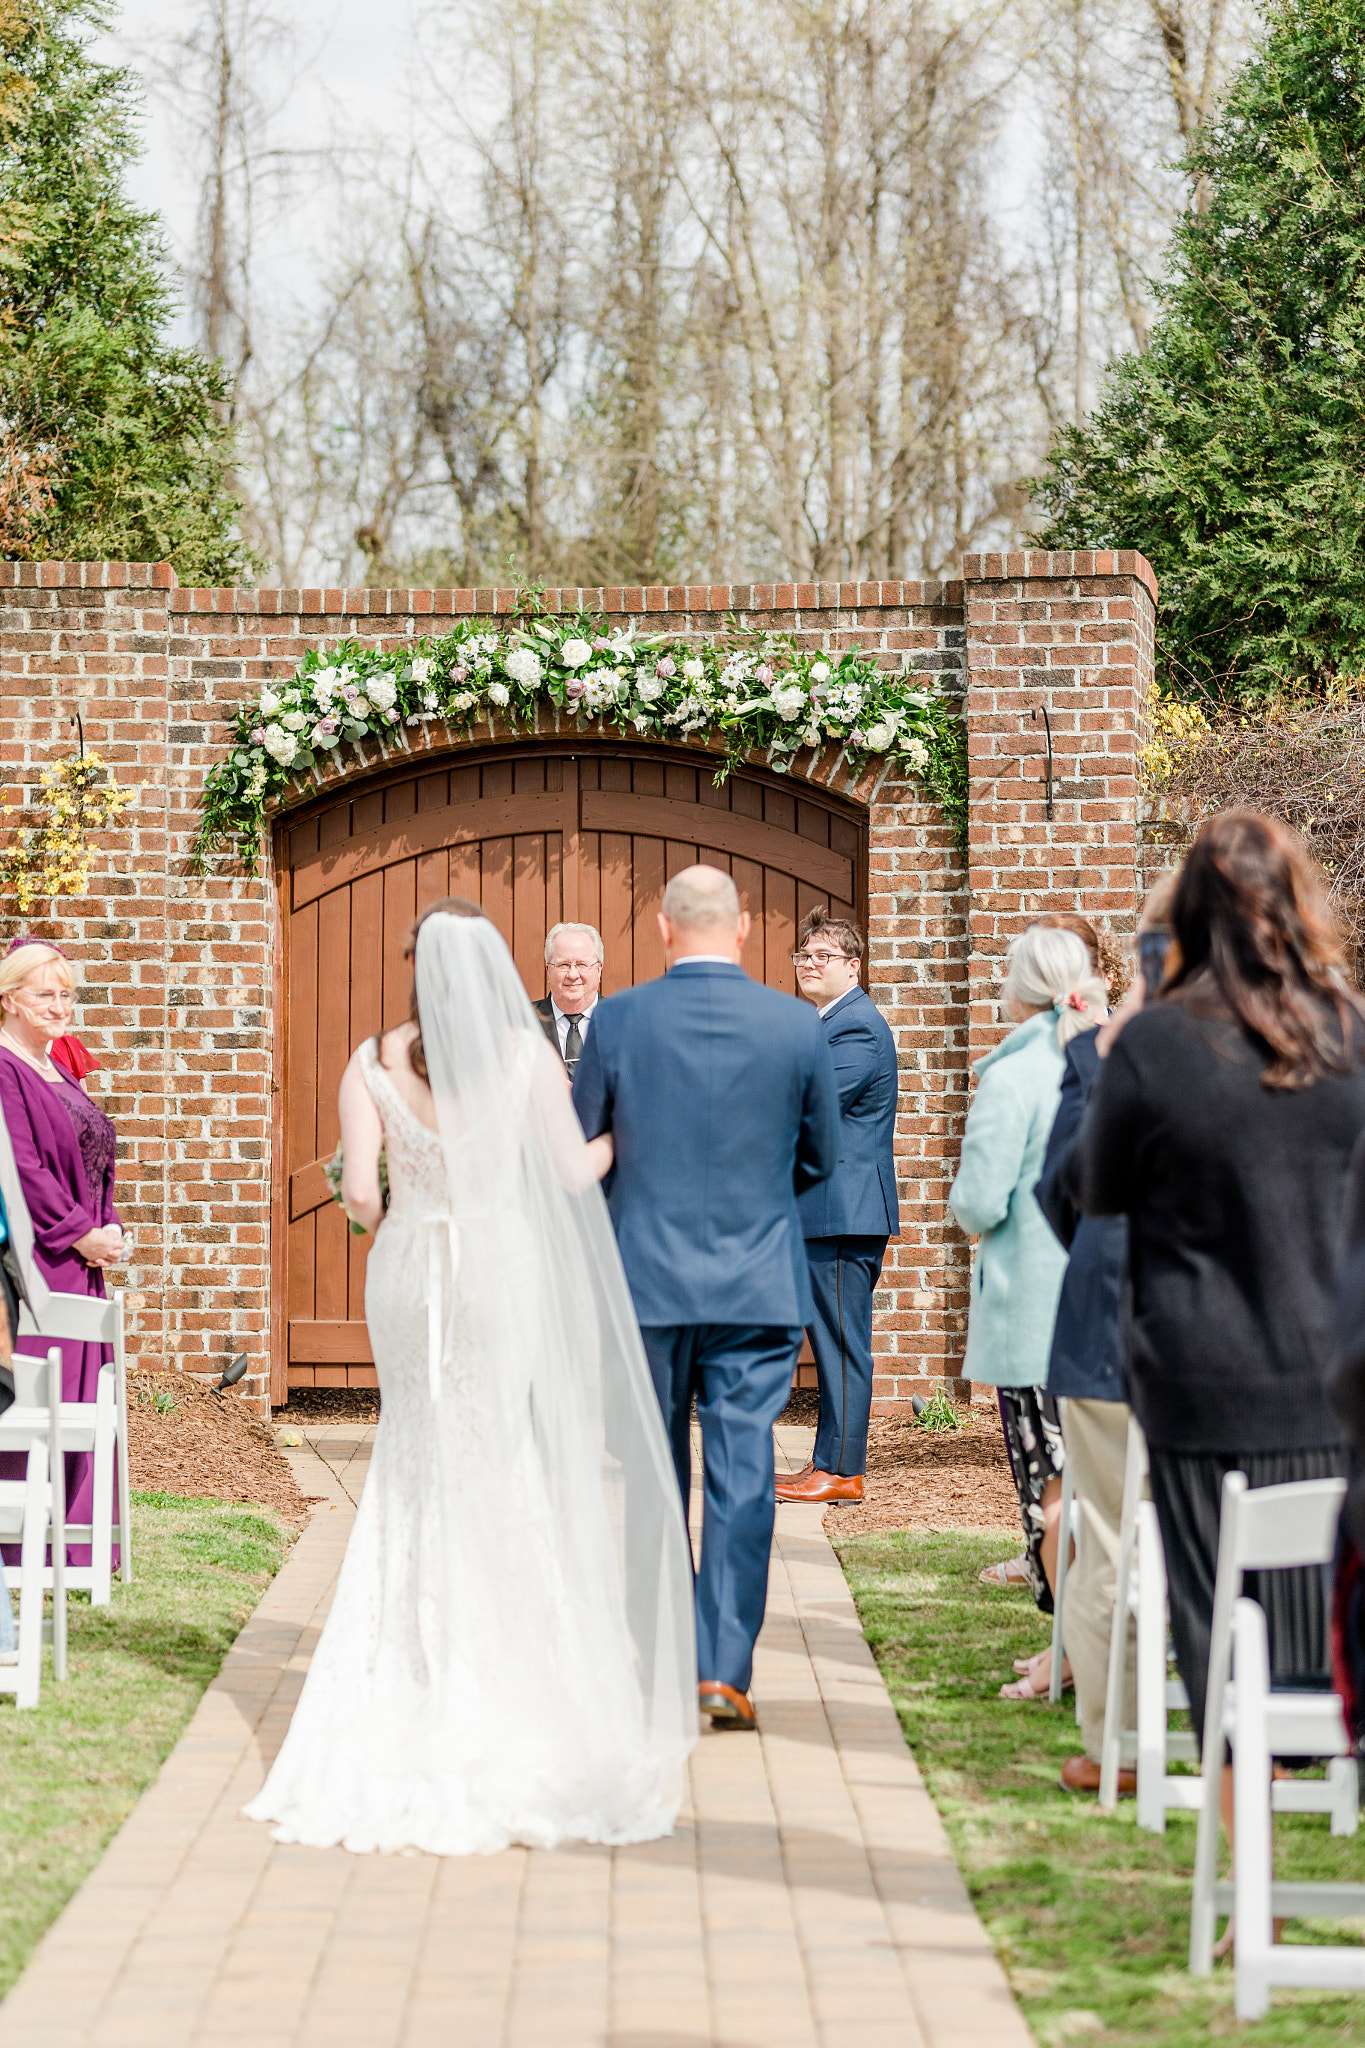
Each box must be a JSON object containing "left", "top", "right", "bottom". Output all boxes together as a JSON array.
[
  {"left": 192, "top": 614, "right": 967, "bottom": 875},
  {"left": 1, "top": 753, "right": 138, "bottom": 914}
]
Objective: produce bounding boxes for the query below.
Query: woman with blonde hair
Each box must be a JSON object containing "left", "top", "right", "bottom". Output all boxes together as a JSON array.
[
  {"left": 949, "top": 925, "right": 1106, "bottom": 1670},
  {"left": 0, "top": 941, "right": 122, "bottom": 1569}
]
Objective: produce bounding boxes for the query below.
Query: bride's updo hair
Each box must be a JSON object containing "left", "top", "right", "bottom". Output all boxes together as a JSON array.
[{"left": 402, "top": 896, "right": 488, "bottom": 1079}]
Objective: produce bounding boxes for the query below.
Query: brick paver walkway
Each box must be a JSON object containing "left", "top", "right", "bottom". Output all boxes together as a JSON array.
[{"left": 0, "top": 1423, "right": 1030, "bottom": 2048}]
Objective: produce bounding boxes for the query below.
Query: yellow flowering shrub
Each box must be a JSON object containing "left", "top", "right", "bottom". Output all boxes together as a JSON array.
[
  {"left": 1142, "top": 686, "right": 1211, "bottom": 785},
  {"left": 1, "top": 753, "right": 137, "bottom": 914}
]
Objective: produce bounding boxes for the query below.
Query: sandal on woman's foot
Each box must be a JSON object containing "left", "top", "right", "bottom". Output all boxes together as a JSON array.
[
  {"left": 979, "top": 1555, "right": 1030, "bottom": 1588},
  {"left": 999, "top": 1650, "right": 1071, "bottom": 1700}
]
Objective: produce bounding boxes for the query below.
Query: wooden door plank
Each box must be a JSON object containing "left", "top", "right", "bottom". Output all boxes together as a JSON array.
[
  {"left": 289, "top": 1320, "right": 376, "bottom": 1365},
  {"left": 292, "top": 792, "right": 576, "bottom": 907},
  {"left": 632, "top": 837, "right": 666, "bottom": 984},
  {"left": 732, "top": 856, "right": 766, "bottom": 982},
  {"left": 382, "top": 861, "right": 416, "bottom": 1029},
  {"left": 599, "top": 832, "right": 634, "bottom": 993},
  {"left": 482, "top": 836, "right": 514, "bottom": 950},
  {"left": 763, "top": 867, "right": 797, "bottom": 990},
  {"left": 581, "top": 791, "right": 852, "bottom": 898},
  {"left": 513, "top": 834, "right": 549, "bottom": 998}
]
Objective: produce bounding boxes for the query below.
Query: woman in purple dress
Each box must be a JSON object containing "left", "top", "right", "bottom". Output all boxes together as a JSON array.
[{"left": 0, "top": 943, "right": 122, "bottom": 1565}]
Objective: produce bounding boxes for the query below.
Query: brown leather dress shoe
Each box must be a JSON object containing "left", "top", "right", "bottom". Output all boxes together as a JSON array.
[
  {"left": 1059, "top": 1754, "right": 1135, "bottom": 1797},
  {"left": 775, "top": 1466, "right": 864, "bottom": 1503},
  {"left": 698, "top": 1682, "right": 757, "bottom": 1729}
]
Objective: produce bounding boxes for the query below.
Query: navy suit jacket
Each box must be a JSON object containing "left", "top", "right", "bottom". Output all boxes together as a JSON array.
[
  {"left": 1034, "top": 1029, "right": 1128, "bottom": 1403},
  {"left": 572, "top": 960, "right": 839, "bottom": 1327},
  {"left": 795, "top": 987, "right": 899, "bottom": 1240}
]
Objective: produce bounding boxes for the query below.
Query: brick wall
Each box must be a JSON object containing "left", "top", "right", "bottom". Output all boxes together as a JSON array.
[{"left": 0, "top": 555, "right": 1154, "bottom": 1415}]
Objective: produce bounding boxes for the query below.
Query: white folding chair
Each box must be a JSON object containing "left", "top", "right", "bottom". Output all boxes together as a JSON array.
[
  {"left": 0, "top": 1348, "right": 67, "bottom": 1708},
  {"left": 1229, "top": 1596, "right": 1365, "bottom": 2018},
  {"left": 15, "top": 1288, "right": 131, "bottom": 1602},
  {"left": 1048, "top": 1456, "right": 1082, "bottom": 1705},
  {"left": 1189, "top": 1472, "right": 1358, "bottom": 1978},
  {"left": 1099, "top": 1416, "right": 1201, "bottom": 1825}
]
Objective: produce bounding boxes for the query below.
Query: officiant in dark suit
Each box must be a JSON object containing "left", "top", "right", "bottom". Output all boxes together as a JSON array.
[
  {"left": 776, "top": 907, "right": 899, "bottom": 1505},
  {"left": 533, "top": 922, "right": 604, "bottom": 1081},
  {"left": 573, "top": 866, "right": 838, "bottom": 1731}
]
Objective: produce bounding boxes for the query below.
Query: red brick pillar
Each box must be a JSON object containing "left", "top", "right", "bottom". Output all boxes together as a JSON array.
[{"left": 962, "top": 549, "right": 1156, "bottom": 1061}]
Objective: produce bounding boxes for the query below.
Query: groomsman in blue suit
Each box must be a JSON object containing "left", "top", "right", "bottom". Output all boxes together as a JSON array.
[
  {"left": 776, "top": 907, "right": 899, "bottom": 1505},
  {"left": 573, "top": 865, "right": 839, "bottom": 1729}
]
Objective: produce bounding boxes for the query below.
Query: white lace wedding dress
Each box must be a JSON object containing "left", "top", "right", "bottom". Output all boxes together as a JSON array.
[{"left": 246, "top": 915, "right": 695, "bottom": 1856}]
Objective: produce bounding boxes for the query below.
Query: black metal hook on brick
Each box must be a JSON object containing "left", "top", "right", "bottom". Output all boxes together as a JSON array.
[
  {"left": 71, "top": 709, "right": 85, "bottom": 759},
  {"left": 1031, "top": 704, "right": 1054, "bottom": 821}
]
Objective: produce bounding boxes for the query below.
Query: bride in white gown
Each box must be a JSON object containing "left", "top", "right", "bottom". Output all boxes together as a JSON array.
[{"left": 246, "top": 898, "right": 697, "bottom": 1855}]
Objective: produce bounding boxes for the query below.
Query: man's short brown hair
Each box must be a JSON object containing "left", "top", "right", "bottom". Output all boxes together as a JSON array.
[{"left": 798, "top": 905, "right": 864, "bottom": 959}]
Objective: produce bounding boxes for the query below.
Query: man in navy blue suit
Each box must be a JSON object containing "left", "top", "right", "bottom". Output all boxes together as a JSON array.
[
  {"left": 776, "top": 907, "right": 899, "bottom": 1505},
  {"left": 573, "top": 865, "right": 839, "bottom": 1729}
]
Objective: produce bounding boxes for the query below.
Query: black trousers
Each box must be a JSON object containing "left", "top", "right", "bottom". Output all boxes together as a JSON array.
[
  {"left": 807, "top": 1235, "right": 887, "bottom": 1477},
  {"left": 1147, "top": 1442, "right": 1348, "bottom": 1753}
]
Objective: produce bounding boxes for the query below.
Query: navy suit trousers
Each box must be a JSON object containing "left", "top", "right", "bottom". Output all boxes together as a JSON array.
[
  {"left": 807, "top": 1235, "right": 887, "bottom": 1477},
  {"left": 640, "top": 1322, "right": 803, "bottom": 1694}
]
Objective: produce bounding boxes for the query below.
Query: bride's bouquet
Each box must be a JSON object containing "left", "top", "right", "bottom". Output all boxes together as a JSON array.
[{"left": 323, "top": 1144, "right": 389, "bottom": 1235}]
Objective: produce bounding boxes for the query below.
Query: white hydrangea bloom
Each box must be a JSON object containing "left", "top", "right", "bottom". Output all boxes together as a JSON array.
[
  {"left": 505, "top": 646, "right": 542, "bottom": 690},
  {"left": 262, "top": 724, "right": 297, "bottom": 764},
  {"left": 367, "top": 674, "right": 397, "bottom": 712},
  {"left": 773, "top": 686, "right": 806, "bottom": 720},
  {"left": 635, "top": 672, "right": 664, "bottom": 703},
  {"left": 902, "top": 736, "right": 930, "bottom": 771}
]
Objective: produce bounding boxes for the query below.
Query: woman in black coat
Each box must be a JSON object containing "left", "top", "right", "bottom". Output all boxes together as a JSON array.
[{"left": 1075, "top": 810, "right": 1365, "bottom": 1765}]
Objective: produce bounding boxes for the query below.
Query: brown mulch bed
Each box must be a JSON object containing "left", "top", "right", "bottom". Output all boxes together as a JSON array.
[
  {"left": 128, "top": 1371, "right": 312, "bottom": 1531},
  {"left": 820, "top": 1407, "right": 1024, "bottom": 1540},
  {"left": 275, "top": 1386, "right": 380, "bottom": 1422}
]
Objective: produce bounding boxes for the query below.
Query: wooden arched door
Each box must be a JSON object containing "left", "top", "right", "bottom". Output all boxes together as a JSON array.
[{"left": 275, "top": 745, "right": 865, "bottom": 1399}]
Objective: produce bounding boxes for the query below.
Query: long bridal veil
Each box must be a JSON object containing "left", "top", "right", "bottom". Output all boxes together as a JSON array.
[{"left": 414, "top": 911, "right": 697, "bottom": 1801}]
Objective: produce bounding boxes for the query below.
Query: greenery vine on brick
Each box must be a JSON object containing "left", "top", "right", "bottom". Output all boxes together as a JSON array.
[{"left": 193, "top": 615, "right": 967, "bottom": 874}]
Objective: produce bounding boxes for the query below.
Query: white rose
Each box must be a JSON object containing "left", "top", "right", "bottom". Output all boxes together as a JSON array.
[
  {"left": 351, "top": 696, "right": 371, "bottom": 718},
  {"left": 561, "top": 638, "right": 592, "bottom": 669},
  {"left": 635, "top": 673, "right": 663, "bottom": 704},
  {"left": 281, "top": 710, "right": 307, "bottom": 732},
  {"left": 262, "top": 724, "right": 297, "bottom": 765},
  {"left": 411, "top": 657, "right": 432, "bottom": 684},
  {"left": 682, "top": 658, "right": 704, "bottom": 680},
  {"left": 488, "top": 681, "right": 510, "bottom": 706},
  {"left": 506, "top": 647, "right": 542, "bottom": 690},
  {"left": 258, "top": 687, "right": 282, "bottom": 717},
  {"left": 773, "top": 686, "right": 807, "bottom": 721},
  {"left": 810, "top": 661, "right": 831, "bottom": 683},
  {"left": 861, "top": 720, "right": 894, "bottom": 750},
  {"left": 366, "top": 675, "right": 397, "bottom": 711}
]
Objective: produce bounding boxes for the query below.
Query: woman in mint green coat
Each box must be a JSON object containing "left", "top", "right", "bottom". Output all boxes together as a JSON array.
[{"left": 950, "top": 926, "right": 1106, "bottom": 1624}]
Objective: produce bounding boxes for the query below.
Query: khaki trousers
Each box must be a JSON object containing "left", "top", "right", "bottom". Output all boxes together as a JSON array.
[{"left": 1058, "top": 1396, "right": 1135, "bottom": 1762}]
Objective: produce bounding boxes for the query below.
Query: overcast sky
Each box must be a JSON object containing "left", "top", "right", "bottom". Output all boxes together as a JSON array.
[{"left": 98, "top": 0, "right": 423, "bottom": 337}]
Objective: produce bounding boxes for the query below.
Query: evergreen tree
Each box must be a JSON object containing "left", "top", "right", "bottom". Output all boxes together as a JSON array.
[
  {"left": 1033, "top": 0, "right": 1365, "bottom": 700},
  {"left": 0, "top": 0, "right": 252, "bottom": 578}
]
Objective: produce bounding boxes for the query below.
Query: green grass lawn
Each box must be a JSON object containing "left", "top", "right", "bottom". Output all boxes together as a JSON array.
[
  {"left": 0, "top": 1491, "right": 292, "bottom": 1999},
  {"left": 835, "top": 1529, "right": 1365, "bottom": 2046}
]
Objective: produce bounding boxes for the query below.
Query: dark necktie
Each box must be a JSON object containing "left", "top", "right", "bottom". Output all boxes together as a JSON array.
[{"left": 563, "top": 1011, "right": 583, "bottom": 1077}]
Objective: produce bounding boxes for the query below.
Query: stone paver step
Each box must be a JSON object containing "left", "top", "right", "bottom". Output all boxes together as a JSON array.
[{"left": 0, "top": 1424, "right": 1029, "bottom": 2048}]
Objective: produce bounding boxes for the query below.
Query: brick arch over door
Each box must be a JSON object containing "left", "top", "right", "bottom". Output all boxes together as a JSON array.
[{"left": 276, "top": 742, "right": 867, "bottom": 1399}]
